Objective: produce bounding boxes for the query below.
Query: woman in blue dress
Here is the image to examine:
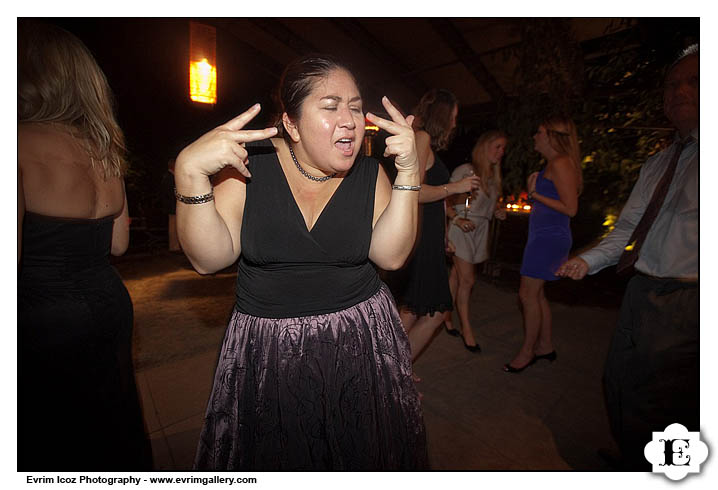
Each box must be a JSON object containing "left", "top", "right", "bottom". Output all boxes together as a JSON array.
[{"left": 504, "top": 115, "right": 582, "bottom": 372}]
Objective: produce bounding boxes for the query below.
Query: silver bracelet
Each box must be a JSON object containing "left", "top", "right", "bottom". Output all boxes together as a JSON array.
[
  {"left": 392, "top": 184, "right": 421, "bottom": 191},
  {"left": 174, "top": 187, "right": 214, "bottom": 204}
]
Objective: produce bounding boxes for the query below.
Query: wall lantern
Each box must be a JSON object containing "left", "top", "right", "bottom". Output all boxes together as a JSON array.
[
  {"left": 363, "top": 121, "right": 379, "bottom": 157},
  {"left": 189, "top": 21, "right": 217, "bottom": 105}
]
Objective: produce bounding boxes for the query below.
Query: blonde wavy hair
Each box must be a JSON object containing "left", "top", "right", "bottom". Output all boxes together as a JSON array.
[
  {"left": 543, "top": 115, "right": 583, "bottom": 194},
  {"left": 412, "top": 89, "right": 458, "bottom": 151},
  {"left": 18, "top": 20, "right": 127, "bottom": 179},
  {"left": 470, "top": 130, "right": 506, "bottom": 195}
]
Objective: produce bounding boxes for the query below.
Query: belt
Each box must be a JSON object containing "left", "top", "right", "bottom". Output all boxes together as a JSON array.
[{"left": 634, "top": 271, "right": 698, "bottom": 295}]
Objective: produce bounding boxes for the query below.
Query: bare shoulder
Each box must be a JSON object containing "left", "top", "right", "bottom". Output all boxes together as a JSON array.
[
  {"left": 552, "top": 155, "right": 575, "bottom": 171},
  {"left": 415, "top": 129, "right": 431, "bottom": 146},
  {"left": 549, "top": 155, "right": 578, "bottom": 179},
  {"left": 19, "top": 122, "right": 70, "bottom": 143},
  {"left": 18, "top": 123, "right": 55, "bottom": 158},
  {"left": 18, "top": 122, "right": 52, "bottom": 138},
  {"left": 18, "top": 123, "right": 83, "bottom": 168}
]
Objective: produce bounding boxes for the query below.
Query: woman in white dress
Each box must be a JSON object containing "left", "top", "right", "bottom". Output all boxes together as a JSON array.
[{"left": 444, "top": 131, "right": 508, "bottom": 350}]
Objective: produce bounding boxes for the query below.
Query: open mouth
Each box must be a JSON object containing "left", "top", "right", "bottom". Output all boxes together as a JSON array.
[{"left": 335, "top": 138, "right": 355, "bottom": 156}]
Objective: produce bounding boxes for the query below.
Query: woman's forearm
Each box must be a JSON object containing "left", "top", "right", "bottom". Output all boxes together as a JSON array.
[
  {"left": 418, "top": 182, "right": 456, "bottom": 203},
  {"left": 175, "top": 170, "right": 241, "bottom": 274},
  {"left": 369, "top": 170, "right": 420, "bottom": 270},
  {"left": 176, "top": 205, "right": 238, "bottom": 274},
  {"left": 110, "top": 191, "right": 130, "bottom": 256}
]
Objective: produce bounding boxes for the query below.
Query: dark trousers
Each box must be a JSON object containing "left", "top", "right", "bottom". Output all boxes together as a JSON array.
[{"left": 603, "top": 273, "right": 699, "bottom": 470}]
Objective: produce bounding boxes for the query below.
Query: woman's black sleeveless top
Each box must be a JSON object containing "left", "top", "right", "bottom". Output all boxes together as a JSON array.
[{"left": 235, "top": 141, "right": 382, "bottom": 318}]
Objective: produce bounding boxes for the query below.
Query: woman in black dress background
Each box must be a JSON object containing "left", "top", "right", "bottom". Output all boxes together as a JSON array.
[
  {"left": 398, "top": 89, "right": 480, "bottom": 361},
  {"left": 18, "top": 21, "right": 151, "bottom": 470}
]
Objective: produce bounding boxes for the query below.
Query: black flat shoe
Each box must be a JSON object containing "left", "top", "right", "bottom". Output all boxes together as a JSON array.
[
  {"left": 463, "top": 341, "right": 481, "bottom": 353},
  {"left": 534, "top": 351, "right": 557, "bottom": 362},
  {"left": 444, "top": 324, "right": 461, "bottom": 337},
  {"left": 503, "top": 357, "right": 536, "bottom": 373}
]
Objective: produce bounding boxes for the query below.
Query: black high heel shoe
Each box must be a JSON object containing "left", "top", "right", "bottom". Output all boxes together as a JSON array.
[
  {"left": 463, "top": 340, "right": 481, "bottom": 353},
  {"left": 534, "top": 351, "right": 557, "bottom": 362},
  {"left": 503, "top": 357, "right": 536, "bottom": 373},
  {"left": 444, "top": 324, "right": 461, "bottom": 337}
]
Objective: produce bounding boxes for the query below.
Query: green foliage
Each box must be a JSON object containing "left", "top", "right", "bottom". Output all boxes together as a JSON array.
[
  {"left": 498, "top": 19, "right": 584, "bottom": 197},
  {"left": 488, "top": 18, "right": 694, "bottom": 247},
  {"left": 579, "top": 47, "right": 674, "bottom": 218}
]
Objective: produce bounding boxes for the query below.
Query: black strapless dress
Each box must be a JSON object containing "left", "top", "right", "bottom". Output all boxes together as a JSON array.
[
  {"left": 397, "top": 155, "right": 453, "bottom": 315},
  {"left": 18, "top": 212, "right": 151, "bottom": 471}
]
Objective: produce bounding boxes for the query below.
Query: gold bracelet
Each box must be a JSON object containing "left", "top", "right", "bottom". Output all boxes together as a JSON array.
[
  {"left": 174, "top": 187, "right": 214, "bottom": 204},
  {"left": 443, "top": 185, "right": 449, "bottom": 196}
]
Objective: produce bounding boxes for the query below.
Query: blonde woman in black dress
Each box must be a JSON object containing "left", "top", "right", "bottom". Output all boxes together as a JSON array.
[{"left": 18, "top": 20, "right": 151, "bottom": 470}]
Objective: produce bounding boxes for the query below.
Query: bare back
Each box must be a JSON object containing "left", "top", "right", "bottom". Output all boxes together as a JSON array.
[{"left": 19, "top": 122, "right": 125, "bottom": 219}]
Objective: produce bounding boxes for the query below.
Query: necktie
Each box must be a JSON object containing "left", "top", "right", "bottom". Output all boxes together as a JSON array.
[{"left": 616, "top": 138, "right": 689, "bottom": 274}]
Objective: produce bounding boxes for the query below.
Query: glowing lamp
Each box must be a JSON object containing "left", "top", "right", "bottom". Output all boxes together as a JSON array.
[
  {"left": 189, "top": 22, "right": 217, "bottom": 105},
  {"left": 362, "top": 120, "right": 380, "bottom": 156}
]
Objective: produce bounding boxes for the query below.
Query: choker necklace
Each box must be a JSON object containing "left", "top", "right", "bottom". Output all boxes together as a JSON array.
[{"left": 289, "top": 145, "right": 336, "bottom": 182}]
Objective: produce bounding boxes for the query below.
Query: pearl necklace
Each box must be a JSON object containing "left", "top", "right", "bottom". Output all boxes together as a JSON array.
[{"left": 289, "top": 145, "right": 336, "bottom": 183}]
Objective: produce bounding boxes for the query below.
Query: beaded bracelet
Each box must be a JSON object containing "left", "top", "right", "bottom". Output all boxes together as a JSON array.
[
  {"left": 174, "top": 187, "right": 214, "bottom": 204},
  {"left": 392, "top": 184, "right": 421, "bottom": 191}
]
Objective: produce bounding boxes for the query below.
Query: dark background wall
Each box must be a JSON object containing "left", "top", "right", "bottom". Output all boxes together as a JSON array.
[
  {"left": 32, "top": 17, "right": 699, "bottom": 256},
  {"left": 46, "top": 18, "right": 282, "bottom": 221}
]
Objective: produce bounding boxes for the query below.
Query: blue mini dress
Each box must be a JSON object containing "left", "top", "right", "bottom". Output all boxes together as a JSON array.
[{"left": 519, "top": 169, "right": 572, "bottom": 281}]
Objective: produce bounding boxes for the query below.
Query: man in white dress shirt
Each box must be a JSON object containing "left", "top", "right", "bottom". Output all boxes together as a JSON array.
[{"left": 557, "top": 45, "right": 698, "bottom": 470}]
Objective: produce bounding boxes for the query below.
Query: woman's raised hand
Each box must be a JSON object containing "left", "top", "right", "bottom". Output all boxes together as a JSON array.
[
  {"left": 455, "top": 175, "right": 481, "bottom": 193},
  {"left": 366, "top": 97, "right": 418, "bottom": 174},
  {"left": 527, "top": 171, "right": 539, "bottom": 194},
  {"left": 176, "top": 104, "right": 277, "bottom": 180}
]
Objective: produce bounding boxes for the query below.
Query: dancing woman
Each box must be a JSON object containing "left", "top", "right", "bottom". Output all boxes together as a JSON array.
[
  {"left": 504, "top": 116, "right": 581, "bottom": 372},
  {"left": 176, "top": 54, "right": 428, "bottom": 469}
]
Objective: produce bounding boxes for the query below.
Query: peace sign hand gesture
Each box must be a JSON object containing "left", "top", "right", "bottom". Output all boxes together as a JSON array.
[
  {"left": 176, "top": 103, "right": 278, "bottom": 180},
  {"left": 366, "top": 97, "right": 418, "bottom": 174}
]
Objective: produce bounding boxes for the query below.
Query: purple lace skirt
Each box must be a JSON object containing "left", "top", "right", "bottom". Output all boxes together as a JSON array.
[{"left": 194, "top": 284, "right": 428, "bottom": 470}]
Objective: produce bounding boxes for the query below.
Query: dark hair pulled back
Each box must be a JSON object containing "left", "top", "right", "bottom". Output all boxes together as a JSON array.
[{"left": 274, "top": 54, "right": 357, "bottom": 136}]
